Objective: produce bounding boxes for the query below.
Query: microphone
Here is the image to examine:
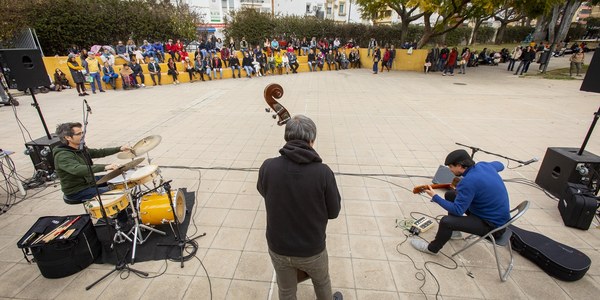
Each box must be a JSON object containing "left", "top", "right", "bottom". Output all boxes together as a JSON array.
[
  {"left": 84, "top": 99, "right": 92, "bottom": 114},
  {"left": 520, "top": 158, "right": 538, "bottom": 166}
]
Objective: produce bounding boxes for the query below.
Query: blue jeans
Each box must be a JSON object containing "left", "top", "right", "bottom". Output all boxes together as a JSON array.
[
  {"left": 372, "top": 61, "right": 378, "bottom": 73},
  {"left": 65, "top": 176, "right": 110, "bottom": 203},
  {"left": 89, "top": 72, "right": 103, "bottom": 92},
  {"left": 269, "top": 248, "right": 332, "bottom": 300}
]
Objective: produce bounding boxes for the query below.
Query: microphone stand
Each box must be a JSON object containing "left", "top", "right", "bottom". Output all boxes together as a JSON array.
[
  {"left": 157, "top": 181, "right": 205, "bottom": 268},
  {"left": 78, "top": 100, "right": 148, "bottom": 290},
  {"left": 455, "top": 142, "right": 535, "bottom": 166}
]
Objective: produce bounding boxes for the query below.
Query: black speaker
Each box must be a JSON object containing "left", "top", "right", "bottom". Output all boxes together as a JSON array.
[
  {"left": 0, "top": 48, "right": 50, "bottom": 90},
  {"left": 535, "top": 147, "right": 600, "bottom": 199},
  {"left": 580, "top": 48, "right": 600, "bottom": 93},
  {"left": 24, "top": 134, "right": 62, "bottom": 177}
]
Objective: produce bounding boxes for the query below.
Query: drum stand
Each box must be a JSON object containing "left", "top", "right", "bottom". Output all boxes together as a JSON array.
[
  {"left": 157, "top": 181, "right": 206, "bottom": 268},
  {"left": 121, "top": 176, "right": 166, "bottom": 264}
]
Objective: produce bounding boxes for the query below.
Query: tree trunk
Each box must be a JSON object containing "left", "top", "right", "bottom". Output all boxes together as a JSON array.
[
  {"left": 555, "top": 0, "right": 582, "bottom": 44},
  {"left": 400, "top": 21, "right": 409, "bottom": 45},
  {"left": 495, "top": 22, "right": 507, "bottom": 44},
  {"left": 533, "top": 15, "right": 548, "bottom": 43},
  {"left": 469, "top": 19, "right": 483, "bottom": 45}
]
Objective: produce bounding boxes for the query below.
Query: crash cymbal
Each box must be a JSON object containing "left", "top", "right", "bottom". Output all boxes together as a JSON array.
[
  {"left": 117, "top": 135, "right": 162, "bottom": 159},
  {"left": 96, "top": 157, "right": 145, "bottom": 185}
]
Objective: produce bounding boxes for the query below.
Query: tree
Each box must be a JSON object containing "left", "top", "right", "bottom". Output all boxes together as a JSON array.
[
  {"left": 0, "top": 0, "right": 33, "bottom": 44},
  {"left": 493, "top": 1, "right": 527, "bottom": 44},
  {"left": 356, "top": 0, "right": 425, "bottom": 44}
]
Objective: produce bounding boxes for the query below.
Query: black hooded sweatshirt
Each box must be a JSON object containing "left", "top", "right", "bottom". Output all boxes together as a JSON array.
[{"left": 257, "top": 140, "right": 341, "bottom": 257}]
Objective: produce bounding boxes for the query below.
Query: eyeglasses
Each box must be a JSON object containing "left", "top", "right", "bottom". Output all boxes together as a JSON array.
[{"left": 72, "top": 132, "right": 83, "bottom": 136}]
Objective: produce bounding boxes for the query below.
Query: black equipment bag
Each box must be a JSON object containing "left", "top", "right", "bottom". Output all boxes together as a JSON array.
[
  {"left": 17, "top": 214, "right": 102, "bottom": 278},
  {"left": 509, "top": 225, "right": 591, "bottom": 281},
  {"left": 559, "top": 183, "right": 598, "bottom": 230}
]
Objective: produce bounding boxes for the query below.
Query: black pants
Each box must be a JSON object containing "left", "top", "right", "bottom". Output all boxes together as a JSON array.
[{"left": 427, "top": 191, "right": 496, "bottom": 253}]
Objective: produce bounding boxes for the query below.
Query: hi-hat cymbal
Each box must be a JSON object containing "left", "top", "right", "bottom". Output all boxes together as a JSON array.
[
  {"left": 117, "top": 135, "right": 162, "bottom": 159},
  {"left": 96, "top": 157, "right": 145, "bottom": 185}
]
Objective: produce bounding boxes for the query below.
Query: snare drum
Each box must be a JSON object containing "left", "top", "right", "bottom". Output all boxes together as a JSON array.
[
  {"left": 84, "top": 190, "right": 129, "bottom": 219},
  {"left": 108, "top": 165, "right": 160, "bottom": 189},
  {"left": 139, "top": 189, "right": 186, "bottom": 225}
]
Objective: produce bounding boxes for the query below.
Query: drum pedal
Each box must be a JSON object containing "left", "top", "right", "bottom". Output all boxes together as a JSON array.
[{"left": 409, "top": 217, "right": 434, "bottom": 235}]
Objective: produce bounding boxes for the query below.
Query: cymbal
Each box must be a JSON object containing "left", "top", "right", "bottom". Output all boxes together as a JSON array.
[
  {"left": 96, "top": 157, "right": 145, "bottom": 185},
  {"left": 117, "top": 135, "right": 162, "bottom": 159}
]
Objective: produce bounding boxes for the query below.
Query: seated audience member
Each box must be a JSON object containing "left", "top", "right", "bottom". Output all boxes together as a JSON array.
[
  {"left": 212, "top": 55, "right": 223, "bottom": 79},
  {"left": 326, "top": 50, "right": 336, "bottom": 70},
  {"left": 100, "top": 48, "right": 115, "bottom": 66},
  {"left": 184, "top": 57, "right": 196, "bottom": 82},
  {"left": 316, "top": 51, "right": 325, "bottom": 71},
  {"left": 116, "top": 40, "right": 130, "bottom": 62},
  {"left": 133, "top": 47, "right": 145, "bottom": 64},
  {"left": 153, "top": 41, "right": 164, "bottom": 63},
  {"left": 102, "top": 62, "right": 118, "bottom": 90},
  {"left": 242, "top": 52, "right": 254, "bottom": 78},
  {"left": 281, "top": 51, "right": 290, "bottom": 74},
  {"left": 194, "top": 55, "right": 205, "bottom": 81},
  {"left": 174, "top": 39, "right": 184, "bottom": 61},
  {"left": 274, "top": 51, "right": 283, "bottom": 75},
  {"left": 126, "top": 39, "right": 136, "bottom": 58},
  {"left": 130, "top": 60, "right": 145, "bottom": 87},
  {"left": 307, "top": 49, "right": 316, "bottom": 72},
  {"left": 338, "top": 51, "right": 349, "bottom": 70},
  {"left": 167, "top": 57, "right": 179, "bottom": 84},
  {"left": 228, "top": 52, "right": 242, "bottom": 78},
  {"left": 147, "top": 57, "right": 162, "bottom": 85},
  {"left": 220, "top": 47, "right": 230, "bottom": 67},
  {"left": 288, "top": 52, "right": 299, "bottom": 73},
  {"left": 141, "top": 40, "right": 156, "bottom": 61},
  {"left": 267, "top": 53, "right": 276, "bottom": 75},
  {"left": 252, "top": 54, "right": 262, "bottom": 77},
  {"left": 119, "top": 63, "right": 135, "bottom": 89},
  {"left": 53, "top": 69, "right": 70, "bottom": 91},
  {"left": 202, "top": 55, "right": 212, "bottom": 80}
]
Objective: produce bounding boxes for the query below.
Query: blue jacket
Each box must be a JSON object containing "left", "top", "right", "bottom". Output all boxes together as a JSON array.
[{"left": 432, "top": 161, "right": 510, "bottom": 227}]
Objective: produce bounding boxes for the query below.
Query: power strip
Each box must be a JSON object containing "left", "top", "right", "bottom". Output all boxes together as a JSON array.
[{"left": 409, "top": 217, "right": 435, "bottom": 235}]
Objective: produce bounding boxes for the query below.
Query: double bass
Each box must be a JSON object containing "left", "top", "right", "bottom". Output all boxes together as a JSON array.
[{"left": 264, "top": 83, "right": 291, "bottom": 125}]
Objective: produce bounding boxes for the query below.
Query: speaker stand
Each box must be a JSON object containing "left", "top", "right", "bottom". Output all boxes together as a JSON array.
[{"left": 28, "top": 87, "right": 51, "bottom": 139}]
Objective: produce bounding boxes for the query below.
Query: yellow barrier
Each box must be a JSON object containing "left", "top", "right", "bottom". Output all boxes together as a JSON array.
[{"left": 42, "top": 48, "right": 428, "bottom": 88}]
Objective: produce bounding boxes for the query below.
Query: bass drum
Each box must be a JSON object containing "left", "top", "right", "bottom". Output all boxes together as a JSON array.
[{"left": 139, "top": 189, "right": 186, "bottom": 225}]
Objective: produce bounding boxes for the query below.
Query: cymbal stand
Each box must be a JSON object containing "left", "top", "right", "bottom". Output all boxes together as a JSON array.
[
  {"left": 79, "top": 100, "right": 147, "bottom": 290},
  {"left": 157, "top": 181, "right": 206, "bottom": 268},
  {"left": 123, "top": 177, "right": 166, "bottom": 264}
]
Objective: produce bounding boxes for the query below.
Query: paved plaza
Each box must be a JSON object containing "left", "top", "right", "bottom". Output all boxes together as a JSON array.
[{"left": 0, "top": 54, "right": 599, "bottom": 299}]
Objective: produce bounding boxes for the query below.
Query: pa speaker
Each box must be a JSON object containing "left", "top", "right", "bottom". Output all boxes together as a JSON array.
[
  {"left": 0, "top": 48, "right": 50, "bottom": 90},
  {"left": 581, "top": 48, "right": 600, "bottom": 93},
  {"left": 535, "top": 147, "right": 600, "bottom": 199}
]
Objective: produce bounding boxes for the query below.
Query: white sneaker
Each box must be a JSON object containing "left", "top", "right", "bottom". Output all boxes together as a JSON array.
[
  {"left": 451, "top": 231, "right": 463, "bottom": 240},
  {"left": 410, "top": 239, "right": 437, "bottom": 255},
  {"left": 141, "top": 83, "right": 145, "bottom": 87}
]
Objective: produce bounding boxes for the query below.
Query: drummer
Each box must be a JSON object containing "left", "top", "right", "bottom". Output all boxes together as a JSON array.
[{"left": 54, "top": 122, "right": 131, "bottom": 203}]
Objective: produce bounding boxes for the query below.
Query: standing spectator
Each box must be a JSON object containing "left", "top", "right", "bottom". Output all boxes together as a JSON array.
[
  {"left": 85, "top": 55, "right": 105, "bottom": 93},
  {"left": 425, "top": 49, "right": 434, "bottom": 74},
  {"left": 368, "top": 38, "right": 377, "bottom": 57},
  {"left": 372, "top": 45, "right": 381, "bottom": 74},
  {"left": 458, "top": 47, "right": 470, "bottom": 75},
  {"left": 167, "top": 57, "right": 179, "bottom": 84},
  {"left": 569, "top": 48, "right": 585, "bottom": 77},
  {"left": 382, "top": 47, "right": 391, "bottom": 72},
  {"left": 116, "top": 41, "right": 130, "bottom": 62},
  {"left": 67, "top": 54, "right": 88, "bottom": 96},
  {"left": 387, "top": 45, "right": 396, "bottom": 71},
  {"left": 443, "top": 47, "right": 458, "bottom": 76},
  {"left": 438, "top": 45, "right": 449, "bottom": 72},
  {"left": 147, "top": 57, "right": 162, "bottom": 86},
  {"left": 507, "top": 46, "right": 521, "bottom": 72},
  {"left": 101, "top": 62, "right": 118, "bottom": 90},
  {"left": 514, "top": 46, "right": 534, "bottom": 75},
  {"left": 130, "top": 60, "right": 146, "bottom": 87},
  {"left": 257, "top": 115, "right": 343, "bottom": 300}
]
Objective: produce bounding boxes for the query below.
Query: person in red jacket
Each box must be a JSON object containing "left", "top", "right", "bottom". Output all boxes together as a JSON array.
[{"left": 443, "top": 47, "right": 458, "bottom": 76}]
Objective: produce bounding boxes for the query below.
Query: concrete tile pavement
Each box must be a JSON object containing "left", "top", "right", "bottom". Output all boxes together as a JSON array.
[{"left": 0, "top": 54, "right": 599, "bottom": 299}]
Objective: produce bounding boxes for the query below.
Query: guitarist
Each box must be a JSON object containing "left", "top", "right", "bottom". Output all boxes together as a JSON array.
[{"left": 411, "top": 149, "right": 511, "bottom": 255}]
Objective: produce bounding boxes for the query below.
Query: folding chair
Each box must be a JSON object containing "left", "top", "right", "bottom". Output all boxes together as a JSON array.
[{"left": 452, "top": 200, "right": 530, "bottom": 282}]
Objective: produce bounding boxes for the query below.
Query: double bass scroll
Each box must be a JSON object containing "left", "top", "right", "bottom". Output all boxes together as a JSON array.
[{"left": 264, "top": 84, "right": 291, "bottom": 126}]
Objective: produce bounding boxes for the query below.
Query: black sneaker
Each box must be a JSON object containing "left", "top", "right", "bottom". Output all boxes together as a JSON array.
[{"left": 333, "top": 291, "right": 343, "bottom": 300}]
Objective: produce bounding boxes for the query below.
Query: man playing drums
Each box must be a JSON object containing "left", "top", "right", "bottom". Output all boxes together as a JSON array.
[{"left": 54, "top": 122, "right": 131, "bottom": 203}]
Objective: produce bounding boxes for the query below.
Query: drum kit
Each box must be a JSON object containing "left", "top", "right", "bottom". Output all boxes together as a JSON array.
[{"left": 83, "top": 135, "right": 186, "bottom": 263}]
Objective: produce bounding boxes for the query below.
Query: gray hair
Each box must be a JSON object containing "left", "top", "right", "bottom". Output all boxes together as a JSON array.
[
  {"left": 56, "top": 122, "right": 81, "bottom": 144},
  {"left": 284, "top": 115, "right": 316, "bottom": 143}
]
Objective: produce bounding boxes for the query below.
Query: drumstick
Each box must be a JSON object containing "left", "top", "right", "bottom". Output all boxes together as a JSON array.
[{"left": 41, "top": 216, "right": 82, "bottom": 243}]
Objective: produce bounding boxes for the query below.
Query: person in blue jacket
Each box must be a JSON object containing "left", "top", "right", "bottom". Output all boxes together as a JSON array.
[{"left": 412, "top": 149, "right": 511, "bottom": 254}]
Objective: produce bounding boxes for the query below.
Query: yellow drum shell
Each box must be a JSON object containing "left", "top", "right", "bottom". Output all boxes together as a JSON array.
[
  {"left": 84, "top": 190, "right": 129, "bottom": 219},
  {"left": 139, "top": 189, "right": 186, "bottom": 225},
  {"left": 108, "top": 165, "right": 159, "bottom": 189}
]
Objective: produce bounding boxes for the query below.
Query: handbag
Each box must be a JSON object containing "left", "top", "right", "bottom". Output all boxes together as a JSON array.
[{"left": 85, "top": 75, "right": 93, "bottom": 83}]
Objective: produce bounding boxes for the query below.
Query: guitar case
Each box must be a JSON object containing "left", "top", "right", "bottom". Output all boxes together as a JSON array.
[
  {"left": 509, "top": 225, "right": 590, "bottom": 281},
  {"left": 17, "top": 214, "right": 102, "bottom": 278}
]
